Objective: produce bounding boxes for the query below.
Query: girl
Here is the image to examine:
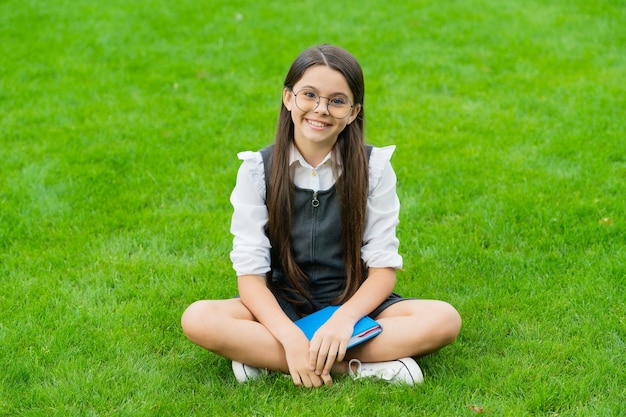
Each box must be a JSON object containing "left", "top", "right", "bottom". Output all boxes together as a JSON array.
[{"left": 181, "top": 44, "right": 461, "bottom": 388}]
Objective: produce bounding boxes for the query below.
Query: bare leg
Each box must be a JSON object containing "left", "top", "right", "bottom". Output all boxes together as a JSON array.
[
  {"left": 181, "top": 298, "right": 461, "bottom": 376},
  {"left": 181, "top": 299, "right": 290, "bottom": 372},
  {"left": 345, "top": 299, "right": 461, "bottom": 364}
]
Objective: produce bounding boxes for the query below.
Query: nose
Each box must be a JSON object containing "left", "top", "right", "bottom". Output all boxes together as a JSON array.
[{"left": 315, "top": 96, "right": 331, "bottom": 115}]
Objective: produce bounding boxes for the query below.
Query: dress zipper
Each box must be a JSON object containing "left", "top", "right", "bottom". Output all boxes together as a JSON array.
[{"left": 311, "top": 191, "right": 319, "bottom": 207}]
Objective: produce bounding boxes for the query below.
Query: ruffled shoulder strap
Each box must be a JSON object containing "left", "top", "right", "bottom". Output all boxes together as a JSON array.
[
  {"left": 368, "top": 145, "right": 396, "bottom": 190},
  {"left": 237, "top": 150, "right": 266, "bottom": 199}
]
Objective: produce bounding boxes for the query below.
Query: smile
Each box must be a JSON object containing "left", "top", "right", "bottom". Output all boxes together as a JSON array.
[{"left": 306, "top": 119, "right": 331, "bottom": 128}]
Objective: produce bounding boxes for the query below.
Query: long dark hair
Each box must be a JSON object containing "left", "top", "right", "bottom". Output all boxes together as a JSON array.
[{"left": 267, "top": 44, "right": 368, "bottom": 306}]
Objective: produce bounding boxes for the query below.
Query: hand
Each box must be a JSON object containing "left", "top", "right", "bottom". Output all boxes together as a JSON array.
[
  {"left": 308, "top": 316, "right": 354, "bottom": 377},
  {"left": 283, "top": 332, "right": 333, "bottom": 388}
]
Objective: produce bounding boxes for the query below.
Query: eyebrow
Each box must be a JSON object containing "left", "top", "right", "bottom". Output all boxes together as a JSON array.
[{"left": 298, "top": 85, "right": 350, "bottom": 97}]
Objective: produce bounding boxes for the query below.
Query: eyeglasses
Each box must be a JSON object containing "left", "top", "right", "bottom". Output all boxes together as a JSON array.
[{"left": 292, "top": 88, "right": 354, "bottom": 119}]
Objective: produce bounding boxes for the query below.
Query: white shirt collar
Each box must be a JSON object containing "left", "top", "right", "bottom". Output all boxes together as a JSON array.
[{"left": 288, "top": 144, "right": 338, "bottom": 169}]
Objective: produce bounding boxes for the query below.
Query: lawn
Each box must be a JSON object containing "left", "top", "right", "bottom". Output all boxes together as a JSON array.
[{"left": 1, "top": 0, "right": 624, "bottom": 416}]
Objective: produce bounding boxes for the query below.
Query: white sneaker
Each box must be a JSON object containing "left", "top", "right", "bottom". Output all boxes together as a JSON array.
[
  {"left": 231, "top": 361, "right": 262, "bottom": 383},
  {"left": 348, "top": 357, "right": 424, "bottom": 385}
]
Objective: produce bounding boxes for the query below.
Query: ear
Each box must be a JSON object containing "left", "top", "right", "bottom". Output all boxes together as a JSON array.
[
  {"left": 347, "top": 104, "right": 362, "bottom": 125},
  {"left": 283, "top": 88, "right": 293, "bottom": 111}
]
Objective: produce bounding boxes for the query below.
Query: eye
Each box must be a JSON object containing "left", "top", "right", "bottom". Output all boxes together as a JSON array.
[
  {"left": 301, "top": 90, "right": 318, "bottom": 100},
  {"left": 330, "top": 96, "right": 349, "bottom": 106}
]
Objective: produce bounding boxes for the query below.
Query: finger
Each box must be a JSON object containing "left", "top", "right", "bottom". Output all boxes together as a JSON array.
[
  {"left": 312, "top": 373, "right": 325, "bottom": 388},
  {"left": 295, "top": 372, "right": 309, "bottom": 388},
  {"left": 310, "top": 336, "right": 330, "bottom": 372},
  {"left": 322, "top": 344, "right": 339, "bottom": 375},
  {"left": 314, "top": 343, "right": 330, "bottom": 375},
  {"left": 336, "top": 340, "right": 348, "bottom": 363},
  {"left": 301, "top": 372, "right": 322, "bottom": 389},
  {"left": 308, "top": 338, "right": 322, "bottom": 370},
  {"left": 290, "top": 371, "right": 304, "bottom": 387},
  {"left": 321, "top": 372, "right": 333, "bottom": 386}
]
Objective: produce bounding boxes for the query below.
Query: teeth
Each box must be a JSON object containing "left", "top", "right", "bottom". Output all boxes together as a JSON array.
[{"left": 308, "top": 120, "right": 328, "bottom": 127}]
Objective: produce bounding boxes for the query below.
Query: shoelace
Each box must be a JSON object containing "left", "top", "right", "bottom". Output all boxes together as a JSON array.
[{"left": 348, "top": 359, "right": 399, "bottom": 382}]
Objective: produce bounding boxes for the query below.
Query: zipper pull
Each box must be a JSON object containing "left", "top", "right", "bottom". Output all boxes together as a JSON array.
[{"left": 311, "top": 191, "right": 319, "bottom": 207}]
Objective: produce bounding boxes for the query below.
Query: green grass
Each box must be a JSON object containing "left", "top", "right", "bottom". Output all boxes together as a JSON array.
[{"left": 1, "top": 0, "right": 625, "bottom": 415}]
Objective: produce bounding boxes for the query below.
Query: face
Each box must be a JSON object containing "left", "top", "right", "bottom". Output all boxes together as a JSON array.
[{"left": 283, "top": 65, "right": 361, "bottom": 152}]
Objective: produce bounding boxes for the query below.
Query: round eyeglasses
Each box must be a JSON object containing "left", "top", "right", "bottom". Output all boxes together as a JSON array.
[{"left": 292, "top": 89, "right": 354, "bottom": 119}]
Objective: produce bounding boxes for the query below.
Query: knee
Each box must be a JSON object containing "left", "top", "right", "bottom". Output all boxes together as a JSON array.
[
  {"left": 436, "top": 301, "right": 462, "bottom": 344},
  {"left": 180, "top": 300, "right": 218, "bottom": 343}
]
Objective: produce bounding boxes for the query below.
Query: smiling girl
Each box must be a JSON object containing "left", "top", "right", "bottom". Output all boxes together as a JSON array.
[{"left": 181, "top": 44, "right": 461, "bottom": 388}]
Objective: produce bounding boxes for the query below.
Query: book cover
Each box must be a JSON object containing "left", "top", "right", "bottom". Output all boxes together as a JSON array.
[{"left": 294, "top": 305, "right": 382, "bottom": 349}]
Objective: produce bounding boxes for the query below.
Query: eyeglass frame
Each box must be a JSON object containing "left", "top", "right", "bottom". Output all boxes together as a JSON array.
[{"left": 290, "top": 88, "right": 356, "bottom": 119}]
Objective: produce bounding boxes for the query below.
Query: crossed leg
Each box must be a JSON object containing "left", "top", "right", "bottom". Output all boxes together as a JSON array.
[
  {"left": 345, "top": 299, "right": 462, "bottom": 363},
  {"left": 181, "top": 298, "right": 461, "bottom": 373},
  {"left": 181, "top": 299, "right": 292, "bottom": 372}
]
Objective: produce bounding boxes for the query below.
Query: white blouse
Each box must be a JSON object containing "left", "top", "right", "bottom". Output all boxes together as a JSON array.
[{"left": 229, "top": 145, "right": 403, "bottom": 277}]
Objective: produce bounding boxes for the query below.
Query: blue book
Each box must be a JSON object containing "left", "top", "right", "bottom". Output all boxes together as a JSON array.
[{"left": 294, "top": 305, "right": 382, "bottom": 349}]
